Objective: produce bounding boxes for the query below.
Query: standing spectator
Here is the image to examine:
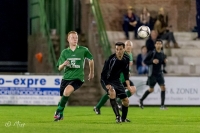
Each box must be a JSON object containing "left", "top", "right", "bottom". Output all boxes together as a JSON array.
[
  {"left": 140, "top": 7, "right": 150, "bottom": 27},
  {"left": 194, "top": 0, "right": 200, "bottom": 40},
  {"left": 136, "top": 46, "right": 148, "bottom": 75},
  {"left": 123, "top": 6, "right": 140, "bottom": 39},
  {"left": 154, "top": 15, "right": 180, "bottom": 48}
]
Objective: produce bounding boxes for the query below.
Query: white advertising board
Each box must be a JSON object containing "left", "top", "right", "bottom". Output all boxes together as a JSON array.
[
  {"left": 0, "top": 75, "right": 62, "bottom": 105},
  {"left": 129, "top": 76, "right": 200, "bottom": 105}
]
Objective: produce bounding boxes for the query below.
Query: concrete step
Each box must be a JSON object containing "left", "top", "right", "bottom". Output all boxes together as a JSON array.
[
  {"left": 183, "top": 57, "right": 200, "bottom": 65},
  {"left": 166, "top": 65, "right": 200, "bottom": 75},
  {"left": 167, "top": 56, "right": 179, "bottom": 65},
  {"left": 170, "top": 49, "right": 200, "bottom": 57},
  {"left": 107, "top": 31, "right": 198, "bottom": 43},
  {"left": 167, "top": 57, "right": 200, "bottom": 65},
  {"left": 174, "top": 32, "right": 197, "bottom": 41}
]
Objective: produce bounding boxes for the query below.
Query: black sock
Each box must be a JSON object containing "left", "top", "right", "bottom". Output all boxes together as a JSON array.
[
  {"left": 140, "top": 90, "right": 150, "bottom": 101},
  {"left": 121, "top": 105, "right": 128, "bottom": 121},
  {"left": 110, "top": 99, "right": 120, "bottom": 117},
  {"left": 161, "top": 91, "right": 165, "bottom": 106}
]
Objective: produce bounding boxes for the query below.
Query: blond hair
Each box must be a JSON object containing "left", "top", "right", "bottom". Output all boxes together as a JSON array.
[
  {"left": 125, "top": 40, "right": 133, "bottom": 46},
  {"left": 67, "top": 31, "right": 77, "bottom": 38}
]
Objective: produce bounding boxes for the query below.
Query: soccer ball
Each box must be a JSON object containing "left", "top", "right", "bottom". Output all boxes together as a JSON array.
[{"left": 137, "top": 26, "right": 151, "bottom": 39}]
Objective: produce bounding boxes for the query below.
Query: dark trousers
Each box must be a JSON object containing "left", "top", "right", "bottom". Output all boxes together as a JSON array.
[
  {"left": 123, "top": 21, "right": 139, "bottom": 39},
  {"left": 160, "top": 32, "right": 177, "bottom": 44}
]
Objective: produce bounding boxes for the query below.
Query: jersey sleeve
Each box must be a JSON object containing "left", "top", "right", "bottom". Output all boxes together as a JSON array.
[
  {"left": 84, "top": 48, "right": 93, "bottom": 60},
  {"left": 122, "top": 57, "right": 130, "bottom": 81},
  {"left": 56, "top": 50, "right": 66, "bottom": 68},
  {"left": 129, "top": 53, "right": 133, "bottom": 62}
]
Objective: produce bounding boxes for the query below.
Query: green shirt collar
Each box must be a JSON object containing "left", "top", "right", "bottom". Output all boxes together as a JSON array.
[{"left": 67, "top": 45, "right": 79, "bottom": 50}]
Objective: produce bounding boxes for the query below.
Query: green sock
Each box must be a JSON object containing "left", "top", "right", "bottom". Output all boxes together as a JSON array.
[
  {"left": 116, "top": 98, "right": 122, "bottom": 104},
  {"left": 57, "top": 96, "right": 69, "bottom": 111},
  {"left": 126, "top": 90, "right": 132, "bottom": 97},
  {"left": 96, "top": 94, "right": 109, "bottom": 109}
]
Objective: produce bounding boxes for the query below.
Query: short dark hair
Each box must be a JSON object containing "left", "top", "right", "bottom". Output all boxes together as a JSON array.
[
  {"left": 115, "top": 42, "right": 125, "bottom": 48},
  {"left": 155, "top": 39, "right": 163, "bottom": 44}
]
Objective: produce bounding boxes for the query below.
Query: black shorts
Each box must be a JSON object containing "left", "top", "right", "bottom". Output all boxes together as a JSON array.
[
  {"left": 100, "top": 79, "right": 127, "bottom": 99},
  {"left": 122, "top": 80, "right": 134, "bottom": 88},
  {"left": 60, "top": 79, "right": 83, "bottom": 96},
  {"left": 147, "top": 74, "right": 165, "bottom": 88}
]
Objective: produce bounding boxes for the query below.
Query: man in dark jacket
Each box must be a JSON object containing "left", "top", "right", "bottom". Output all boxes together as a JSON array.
[{"left": 100, "top": 42, "right": 132, "bottom": 123}]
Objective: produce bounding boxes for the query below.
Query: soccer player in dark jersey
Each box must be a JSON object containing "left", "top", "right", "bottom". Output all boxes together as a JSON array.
[
  {"left": 93, "top": 41, "right": 136, "bottom": 115},
  {"left": 100, "top": 42, "right": 131, "bottom": 123},
  {"left": 139, "top": 39, "right": 168, "bottom": 110},
  {"left": 54, "top": 31, "right": 94, "bottom": 121}
]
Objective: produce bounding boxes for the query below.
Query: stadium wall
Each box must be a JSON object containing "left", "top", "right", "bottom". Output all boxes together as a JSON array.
[{"left": 98, "top": 0, "right": 196, "bottom": 31}]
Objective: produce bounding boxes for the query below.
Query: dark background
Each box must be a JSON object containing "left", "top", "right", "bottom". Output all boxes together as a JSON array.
[{"left": 0, "top": 0, "right": 27, "bottom": 71}]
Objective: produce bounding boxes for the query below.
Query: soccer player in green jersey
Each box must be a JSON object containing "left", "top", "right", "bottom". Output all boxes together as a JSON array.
[
  {"left": 93, "top": 40, "right": 136, "bottom": 116},
  {"left": 54, "top": 31, "right": 94, "bottom": 121}
]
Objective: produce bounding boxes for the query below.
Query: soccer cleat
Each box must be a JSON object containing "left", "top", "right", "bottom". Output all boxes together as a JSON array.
[
  {"left": 122, "top": 118, "right": 131, "bottom": 122},
  {"left": 160, "top": 106, "right": 168, "bottom": 110},
  {"left": 138, "top": 99, "right": 144, "bottom": 109},
  {"left": 54, "top": 111, "right": 63, "bottom": 121},
  {"left": 93, "top": 107, "right": 101, "bottom": 115},
  {"left": 116, "top": 116, "right": 122, "bottom": 123}
]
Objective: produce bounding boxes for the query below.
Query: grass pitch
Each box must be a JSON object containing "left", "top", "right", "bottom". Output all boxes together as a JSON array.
[{"left": 0, "top": 106, "right": 200, "bottom": 133}]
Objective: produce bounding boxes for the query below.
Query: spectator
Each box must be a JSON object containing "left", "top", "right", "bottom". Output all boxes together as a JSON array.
[
  {"left": 194, "top": 0, "right": 200, "bottom": 40},
  {"left": 154, "top": 14, "right": 180, "bottom": 48},
  {"left": 158, "top": 8, "right": 168, "bottom": 27},
  {"left": 146, "top": 30, "right": 167, "bottom": 73},
  {"left": 123, "top": 6, "right": 140, "bottom": 39},
  {"left": 136, "top": 46, "right": 148, "bottom": 75},
  {"left": 146, "top": 30, "right": 158, "bottom": 52},
  {"left": 140, "top": 7, "right": 150, "bottom": 27}
]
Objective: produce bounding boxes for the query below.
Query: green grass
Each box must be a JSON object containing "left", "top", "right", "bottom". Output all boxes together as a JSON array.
[{"left": 0, "top": 106, "right": 200, "bottom": 133}]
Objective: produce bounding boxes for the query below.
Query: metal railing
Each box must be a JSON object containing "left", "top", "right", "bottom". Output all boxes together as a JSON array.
[{"left": 90, "top": 0, "right": 112, "bottom": 58}]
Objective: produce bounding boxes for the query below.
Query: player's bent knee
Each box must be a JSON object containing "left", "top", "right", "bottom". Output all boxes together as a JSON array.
[
  {"left": 149, "top": 88, "right": 154, "bottom": 93},
  {"left": 108, "top": 88, "right": 116, "bottom": 99},
  {"left": 122, "top": 98, "right": 129, "bottom": 107},
  {"left": 131, "top": 86, "right": 136, "bottom": 94},
  {"left": 160, "top": 85, "right": 166, "bottom": 91}
]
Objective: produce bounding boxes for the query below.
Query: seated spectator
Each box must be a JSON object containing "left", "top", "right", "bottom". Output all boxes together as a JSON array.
[
  {"left": 136, "top": 46, "right": 148, "bottom": 75},
  {"left": 154, "top": 14, "right": 180, "bottom": 48},
  {"left": 158, "top": 7, "right": 169, "bottom": 27},
  {"left": 123, "top": 6, "right": 140, "bottom": 39},
  {"left": 140, "top": 7, "right": 150, "bottom": 27}
]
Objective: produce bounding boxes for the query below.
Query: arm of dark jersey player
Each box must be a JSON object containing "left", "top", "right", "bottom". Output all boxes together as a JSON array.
[
  {"left": 122, "top": 58, "right": 130, "bottom": 81},
  {"left": 123, "top": 59, "right": 131, "bottom": 89},
  {"left": 144, "top": 51, "right": 154, "bottom": 65},
  {"left": 101, "top": 59, "right": 110, "bottom": 85}
]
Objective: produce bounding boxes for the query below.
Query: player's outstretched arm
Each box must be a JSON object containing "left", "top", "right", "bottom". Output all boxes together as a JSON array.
[{"left": 88, "top": 59, "right": 94, "bottom": 81}]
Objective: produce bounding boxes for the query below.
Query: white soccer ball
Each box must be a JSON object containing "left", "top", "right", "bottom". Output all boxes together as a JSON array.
[{"left": 137, "top": 26, "right": 151, "bottom": 39}]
